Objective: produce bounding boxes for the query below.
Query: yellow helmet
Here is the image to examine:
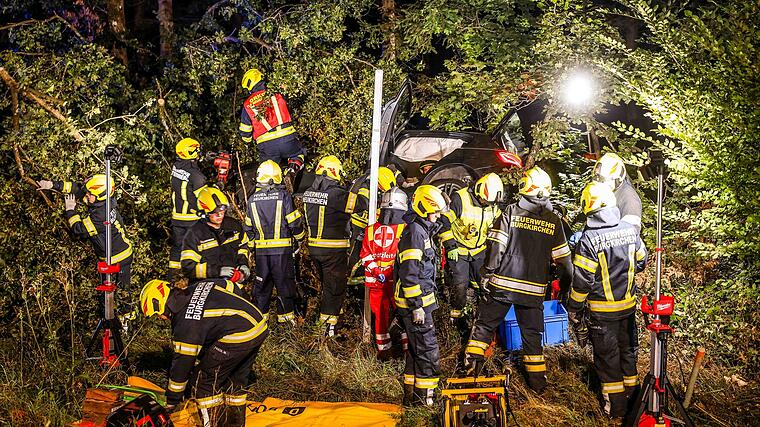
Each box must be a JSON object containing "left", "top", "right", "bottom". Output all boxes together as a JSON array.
[
  {"left": 139, "top": 279, "right": 171, "bottom": 317},
  {"left": 474, "top": 173, "right": 504, "bottom": 203},
  {"left": 593, "top": 153, "right": 626, "bottom": 188},
  {"left": 315, "top": 155, "right": 344, "bottom": 180},
  {"left": 377, "top": 166, "right": 397, "bottom": 192},
  {"left": 257, "top": 160, "right": 283, "bottom": 185},
  {"left": 197, "top": 186, "right": 229, "bottom": 214},
  {"left": 519, "top": 166, "right": 552, "bottom": 198},
  {"left": 241, "top": 68, "right": 264, "bottom": 91},
  {"left": 411, "top": 185, "right": 448, "bottom": 217},
  {"left": 581, "top": 181, "right": 617, "bottom": 215},
  {"left": 176, "top": 137, "right": 201, "bottom": 160},
  {"left": 85, "top": 174, "right": 115, "bottom": 201}
]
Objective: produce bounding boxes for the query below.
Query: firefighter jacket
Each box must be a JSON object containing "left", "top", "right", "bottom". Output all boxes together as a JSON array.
[
  {"left": 238, "top": 83, "right": 297, "bottom": 145},
  {"left": 302, "top": 176, "right": 357, "bottom": 255},
  {"left": 349, "top": 177, "right": 372, "bottom": 240},
  {"left": 481, "top": 196, "right": 573, "bottom": 308},
  {"left": 395, "top": 215, "right": 441, "bottom": 311},
  {"left": 361, "top": 220, "right": 406, "bottom": 289},
  {"left": 615, "top": 179, "right": 643, "bottom": 232},
  {"left": 243, "top": 185, "right": 305, "bottom": 255},
  {"left": 567, "top": 207, "right": 647, "bottom": 320},
  {"left": 54, "top": 180, "right": 133, "bottom": 264},
  {"left": 439, "top": 187, "right": 501, "bottom": 256},
  {"left": 181, "top": 217, "right": 250, "bottom": 281},
  {"left": 171, "top": 159, "right": 207, "bottom": 226},
  {"left": 165, "top": 279, "right": 269, "bottom": 404}
]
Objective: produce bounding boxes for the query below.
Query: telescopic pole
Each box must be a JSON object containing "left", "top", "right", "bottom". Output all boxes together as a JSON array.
[
  {"left": 104, "top": 154, "right": 115, "bottom": 322},
  {"left": 647, "top": 161, "right": 665, "bottom": 413}
]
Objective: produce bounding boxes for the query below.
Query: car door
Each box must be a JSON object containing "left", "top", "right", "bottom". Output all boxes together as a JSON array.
[{"left": 378, "top": 79, "right": 412, "bottom": 166}]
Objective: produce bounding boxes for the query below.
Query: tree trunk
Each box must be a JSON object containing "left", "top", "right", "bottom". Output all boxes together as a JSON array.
[
  {"left": 381, "top": 0, "right": 396, "bottom": 60},
  {"left": 107, "top": 0, "right": 128, "bottom": 67},
  {"left": 158, "top": 0, "right": 174, "bottom": 60}
]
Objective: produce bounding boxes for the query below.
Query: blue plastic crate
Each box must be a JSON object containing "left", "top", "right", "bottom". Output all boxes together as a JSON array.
[{"left": 497, "top": 300, "right": 569, "bottom": 351}]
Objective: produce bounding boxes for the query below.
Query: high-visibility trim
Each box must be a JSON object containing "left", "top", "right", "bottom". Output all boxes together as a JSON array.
[
  {"left": 196, "top": 394, "right": 224, "bottom": 409},
  {"left": 293, "top": 229, "right": 305, "bottom": 240},
  {"left": 271, "top": 96, "right": 285, "bottom": 124},
  {"left": 376, "top": 259, "right": 395, "bottom": 268},
  {"left": 588, "top": 296, "right": 637, "bottom": 313},
  {"left": 399, "top": 249, "right": 423, "bottom": 263},
  {"left": 403, "top": 285, "right": 422, "bottom": 298},
  {"left": 223, "top": 234, "right": 241, "bottom": 245},
  {"left": 317, "top": 206, "right": 325, "bottom": 239},
  {"left": 83, "top": 217, "right": 98, "bottom": 236},
  {"left": 376, "top": 333, "right": 391, "bottom": 340},
  {"left": 415, "top": 377, "right": 439, "bottom": 389},
  {"left": 523, "top": 354, "right": 545, "bottom": 362},
  {"left": 222, "top": 280, "right": 238, "bottom": 293},
  {"left": 285, "top": 210, "right": 302, "bottom": 223},
  {"left": 358, "top": 187, "right": 370, "bottom": 198},
  {"left": 570, "top": 288, "right": 589, "bottom": 303},
  {"left": 573, "top": 254, "right": 598, "bottom": 273},
  {"left": 172, "top": 341, "right": 201, "bottom": 356},
  {"left": 439, "top": 230, "right": 455, "bottom": 242},
  {"left": 626, "top": 244, "right": 635, "bottom": 298},
  {"left": 635, "top": 245, "right": 647, "bottom": 261},
  {"left": 486, "top": 229, "right": 509, "bottom": 246},
  {"left": 345, "top": 193, "right": 358, "bottom": 213},
  {"left": 599, "top": 252, "right": 614, "bottom": 301},
  {"left": 489, "top": 275, "right": 545, "bottom": 296},
  {"left": 351, "top": 215, "right": 369, "bottom": 228},
  {"left": 404, "top": 374, "right": 415, "bottom": 385},
  {"left": 365, "top": 276, "right": 377, "bottom": 284},
  {"left": 195, "top": 263, "right": 207, "bottom": 278},
  {"left": 254, "top": 238, "right": 292, "bottom": 248},
  {"left": 169, "top": 260, "right": 182, "bottom": 269},
  {"left": 180, "top": 180, "right": 189, "bottom": 215},
  {"left": 225, "top": 394, "right": 248, "bottom": 406},
  {"left": 167, "top": 379, "right": 187, "bottom": 393},
  {"left": 621, "top": 214, "right": 642, "bottom": 228},
  {"left": 467, "top": 340, "right": 490, "bottom": 350},
  {"left": 552, "top": 243, "right": 571, "bottom": 260},
  {"left": 308, "top": 237, "right": 350, "bottom": 248},
  {"left": 110, "top": 246, "right": 133, "bottom": 264},
  {"left": 602, "top": 382, "right": 625, "bottom": 394},
  {"left": 450, "top": 309, "right": 462, "bottom": 318},
  {"left": 395, "top": 292, "right": 436, "bottom": 309},
  {"left": 62, "top": 181, "right": 72, "bottom": 193},
  {"left": 278, "top": 312, "right": 295, "bottom": 323},
  {"left": 67, "top": 214, "right": 82, "bottom": 227},
  {"left": 463, "top": 245, "right": 487, "bottom": 256},
  {"left": 318, "top": 313, "right": 339, "bottom": 325},
  {"left": 524, "top": 363, "right": 546, "bottom": 373},
  {"left": 250, "top": 203, "right": 266, "bottom": 242},
  {"left": 624, "top": 375, "right": 639, "bottom": 386},
  {"left": 274, "top": 200, "right": 283, "bottom": 240},
  {"left": 181, "top": 249, "right": 202, "bottom": 262},
  {"left": 256, "top": 126, "right": 295, "bottom": 144},
  {"left": 239, "top": 123, "right": 253, "bottom": 132},
  {"left": 242, "top": 136, "right": 253, "bottom": 143},
  {"left": 218, "top": 322, "right": 268, "bottom": 344},
  {"left": 377, "top": 341, "right": 392, "bottom": 350},
  {"left": 198, "top": 239, "right": 219, "bottom": 251},
  {"left": 172, "top": 212, "right": 200, "bottom": 221}
]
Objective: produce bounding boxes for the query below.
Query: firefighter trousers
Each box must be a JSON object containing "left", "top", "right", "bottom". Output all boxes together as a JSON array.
[
  {"left": 446, "top": 250, "right": 485, "bottom": 318},
  {"left": 467, "top": 295, "right": 547, "bottom": 392},
  {"left": 169, "top": 224, "right": 193, "bottom": 277},
  {"left": 253, "top": 252, "right": 296, "bottom": 323},
  {"left": 257, "top": 135, "right": 306, "bottom": 167},
  {"left": 589, "top": 312, "right": 639, "bottom": 417},
  {"left": 348, "top": 237, "right": 364, "bottom": 284},
  {"left": 400, "top": 307, "right": 441, "bottom": 401},
  {"left": 311, "top": 249, "right": 348, "bottom": 325},
  {"left": 368, "top": 283, "right": 395, "bottom": 351}
]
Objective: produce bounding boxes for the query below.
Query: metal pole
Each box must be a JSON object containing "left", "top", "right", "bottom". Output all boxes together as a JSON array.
[
  {"left": 647, "top": 164, "right": 665, "bottom": 412},
  {"left": 104, "top": 156, "right": 114, "bottom": 321},
  {"left": 363, "top": 69, "right": 384, "bottom": 344}
]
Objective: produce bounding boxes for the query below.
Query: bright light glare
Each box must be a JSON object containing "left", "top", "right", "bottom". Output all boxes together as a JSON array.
[{"left": 563, "top": 73, "right": 594, "bottom": 106}]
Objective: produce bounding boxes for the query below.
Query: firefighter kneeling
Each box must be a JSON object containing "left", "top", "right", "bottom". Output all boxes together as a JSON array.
[
  {"left": 139, "top": 278, "right": 268, "bottom": 427},
  {"left": 567, "top": 182, "right": 647, "bottom": 418}
]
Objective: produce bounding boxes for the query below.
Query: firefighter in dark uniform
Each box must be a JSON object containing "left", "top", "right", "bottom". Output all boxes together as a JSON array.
[
  {"left": 139, "top": 278, "right": 268, "bottom": 426},
  {"left": 170, "top": 138, "right": 208, "bottom": 279},
  {"left": 180, "top": 187, "right": 251, "bottom": 286},
  {"left": 244, "top": 160, "right": 305, "bottom": 325},
  {"left": 396, "top": 184, "right": 449, "bottom": 406},
  {"left": 439, "top": 172, "right": 504, "bottom": 335},
  {"left": 463, "top": 167, "right": 573, "bottom": 393},
  {"left": 37, "top": 175, "right": 134, "bottom": 292},
  {"left": 593, "top": 153, "right": 642, "bottom": 232},
  {"left": 347, "top": 166, "right": 399, "bottom": 285},
  {"left": 567, "top": 182, "right": 647, "bottom": 418},
  {"left": 302, "top": 155, "right": 357, "bottom": 336},
  {"left": 239, "top": 68, "right": 306, "bottom": 176}
]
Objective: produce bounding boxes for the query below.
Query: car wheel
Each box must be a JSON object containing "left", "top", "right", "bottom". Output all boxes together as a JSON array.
[{"left": 430, "top": 178, "right": 468, "bottom": 198}]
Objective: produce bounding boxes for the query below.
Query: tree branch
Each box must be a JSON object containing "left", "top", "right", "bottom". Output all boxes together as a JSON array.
[{"left": 0, "top": 14, "right": 86, "bottom": 42}]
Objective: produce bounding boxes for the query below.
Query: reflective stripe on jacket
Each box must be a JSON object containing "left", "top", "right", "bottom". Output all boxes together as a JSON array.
[
  {"left": 171, "top": 159, "right": 207, "bottom": 225},
  {"left": 395, "top": 216, "right": 440, "bottom": 311},
  {"left": 302, "top": 176, "right": 355, "bottom": 254},
  {"left": 244, "top": 185, "right": 304, "bottom": 254},
  {"left": 239, "top": 89, "right": 296, "bottom": 144},
  {"left": 440, "top": 187, "right": 500, "bottom": 255},
  {"left": 361, "top": 222, "right": 406, "bottom": 288},
  {"left": 181, "top": 217, "right": 249, "bottom": 281}
]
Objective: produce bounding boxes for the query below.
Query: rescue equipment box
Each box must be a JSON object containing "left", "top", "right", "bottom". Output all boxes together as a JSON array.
[{"left": 498, "top": 300, "right": 569, "bottom": 351}]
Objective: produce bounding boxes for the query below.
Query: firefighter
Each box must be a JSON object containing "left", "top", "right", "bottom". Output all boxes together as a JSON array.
[
  {"left": 439, "top": 172, "right": 504, "bottom": 335},
  {"left": 567, "top": 182, "right": 647, "bottom": 418},
  {"left": 139, "top": 277, "right": 268, "bottom": 426},
  {"left": 239, "top": 68, "right": 306, "bottom": 176},
  {"left": 170, "top": 138, "right": 208, "bottom": 279},
  {"left": 348, "top": 166, "right": 399, "bottom": 284},
  {"left": 397, "top": 184, "right": 448, "bottom": 406},
  {"left": 244, "top": 160, "right": 305, "bottom": 325},
  {"left": 593, "top": 153, "right": 642, "bottom": 232},
  {"left": 302, "top": 155, "right": 357, "bottom": 336},
  {"left": 180, "top": 187, "right": 251, "bottom": 286},
  {"left": 360, "top": 187, "right": 409, "bottom": 357},
  {"left": 37, "top": 175, "right": 133, "bottom": 292},
  {"left": 463, "top": 166, "right": 572, "bottom": 393}
]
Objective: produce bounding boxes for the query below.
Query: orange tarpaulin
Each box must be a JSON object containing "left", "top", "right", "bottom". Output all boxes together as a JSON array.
[{"left": 245, "top": 397, "right": 402, "bottom": 427}]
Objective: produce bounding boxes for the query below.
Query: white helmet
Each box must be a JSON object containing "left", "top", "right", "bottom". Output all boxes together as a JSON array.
[
  {"left": 593, "top": 153, "right": 627, "bottom": 189},
  {"left": 380, "top": 187, "right": 408, "bottom": 211}
]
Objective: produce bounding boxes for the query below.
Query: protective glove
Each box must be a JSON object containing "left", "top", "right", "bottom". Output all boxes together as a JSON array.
[
  {"left": 64, "top": 193, "right": 77, "bottom": 211},
  {"left": 237, "top": 265, "right": 251, "bottom": 281},
  {"left": 220, "top": 266, "right": 235, "bottom": 279},
  {"left": 447, "top": 247, "right": 460, "bottom": 262},
  {"left": 412, "top": 307, "right": 425, "bottom": 325},
  {"left": 478, "top": 275, "right": 492, "bottom": 302},
  {"left": 37, "top": 180, "right": 53, "bottom": 190},
  {"left": 568, "top": 311, "right": 589, "bottom": 348}
]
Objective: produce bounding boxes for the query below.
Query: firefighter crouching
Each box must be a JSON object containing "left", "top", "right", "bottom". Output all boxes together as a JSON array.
[
  {"left": 464, "top": 167, "right": 572, "bottom": 393},
  {"left": 244, "top": 160, "right": 305, "bottom": 325},
  {"left": 567, "top": 182, "right": 647, "bottom": 418},
  {"left": 180, "top": 187, "right": 251, "bottom": 287},
  {"left": 439, "top": 172, "right": 504, "bottom": 335},
  {"left": 593, "top": 153, "right": 642, "bottom": 232},
  {"left": 37, "top": 175, "right": 134, "bottom": 292},
  {"left": 302, "top": 155, "right": 357, "bottom": 336},
  {"left": 170, "top": 138, "right": 208, "bottom": 279},
  {"left": 360, "top": 187, "right": 409, "bottom": 358},
  {"left": 397, "top": 185, "right": 448, "bottom": 406},
  {"left": 139, "top": 278, "right": 268, "bottom": 427}
]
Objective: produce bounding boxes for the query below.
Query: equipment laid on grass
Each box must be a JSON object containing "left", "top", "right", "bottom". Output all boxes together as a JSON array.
[
  {"left": 627, "top": 151, "right": 694, "bottom": 427},
  {"left": 441, "top": 374, "right": 516, "bottom": 427},
  {"left": 497, "top": 300, "right": 569, "bottom": 351}
]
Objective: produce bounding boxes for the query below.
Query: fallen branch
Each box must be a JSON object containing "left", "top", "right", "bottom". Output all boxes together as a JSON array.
[{"left": 0, "top": 14, "right": 86, "bottom": 42}]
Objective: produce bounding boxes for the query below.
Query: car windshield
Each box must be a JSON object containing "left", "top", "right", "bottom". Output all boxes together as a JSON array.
[{"left": 496, "top": 112, "right": 525, "bottom": 152}]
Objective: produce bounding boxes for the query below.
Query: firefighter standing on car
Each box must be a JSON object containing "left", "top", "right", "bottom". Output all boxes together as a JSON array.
[
  {"left": 439, "top": 173, "right": 504, "bottom": 335},
  {"left": 567, "top": 182, "right": 647, "bottom": 418},
  {"left": 170, "top": 138, "right": 208, "bottom": 279},
  {"left": 37, "top": 175, "right": 134, "bottom": 292},
  {"left": 244, "top": 160, "right": 305, "bottom": 325},
  {"left": 302, "top": 155, "right": 357, "bottom": 336},
  {"left": 238, "top": 68, "right": 306, "bottom": 177},
  {"left": 397, "top": 185, "right": 448, "bottom": 406},
  {"left": 180, "top": 187, "right": 251, "bottom": 286},
  {"left": 360, "top": 187, "right": 409, "bottom": 358},
  {"left": 463, "top": 167, "right": 572, "bottom": 393},
  {"left": 139, "top": 277, "right": 268, "bottom": 426},
  {"left": 593, "top": 153, "right": 642, "bottom": 232}
]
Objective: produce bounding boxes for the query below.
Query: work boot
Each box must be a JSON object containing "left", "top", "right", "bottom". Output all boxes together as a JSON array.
[
  {"left": 403, "top": 383, "right": 415, "bottom": 406},
  {"left": 414, "top": 387, "right": 435, "bottom": 406},
  {"left": 458, "top": 354, "right": 485, "bottom": 378},
  {"left": 324, "top": 323, "right": 336, "bottom": 338},
  {"left": 526, "top": 372, "right": 547, "bottom": 394}
]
